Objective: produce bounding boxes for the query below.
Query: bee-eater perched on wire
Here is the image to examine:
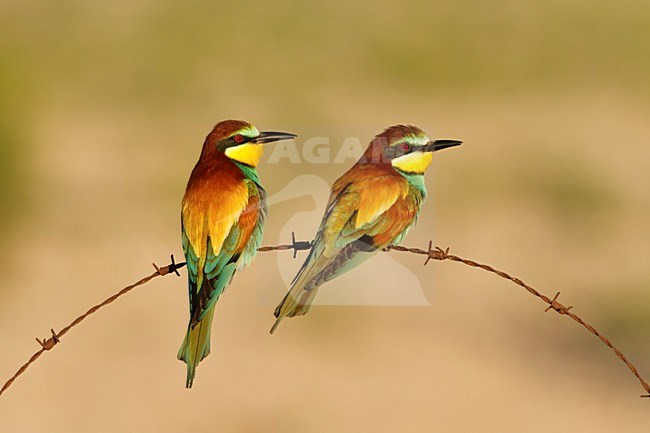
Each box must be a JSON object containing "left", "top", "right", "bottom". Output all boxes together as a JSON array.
[
  {"left": 271, "top": 125, "right": 461, "bottom": 333},
  {"left": 179, "top": 120, "right": 295, "bottom": 387}
]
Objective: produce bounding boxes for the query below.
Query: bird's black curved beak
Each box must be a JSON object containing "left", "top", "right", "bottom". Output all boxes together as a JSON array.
[
  {"left": 424, "top": 139, "right": 462, "bottom": 152},
  {"left": 252, "top": 131, "right": 297, "bottom": 144}
]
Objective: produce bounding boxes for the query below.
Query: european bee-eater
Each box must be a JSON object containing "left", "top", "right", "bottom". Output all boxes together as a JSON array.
[
  {"left": 179, "top": 119, "right": 295, "bottom": 387},
  {"left": 271, "top": 124, "right": 461, "bottom": 333}
]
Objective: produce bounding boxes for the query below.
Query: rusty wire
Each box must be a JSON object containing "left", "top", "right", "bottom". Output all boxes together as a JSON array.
[
  {"left": 0, "top": 255, "right": 186, "bottom": 397},
  {"left": 387, "top": 241, "right": 650, "bottom": 398},
  {"left": 1, "top": 236, "right": 648, "bottom": 399}
]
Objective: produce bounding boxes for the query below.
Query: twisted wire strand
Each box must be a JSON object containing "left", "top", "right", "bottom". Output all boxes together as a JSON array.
[
  {"left": 1, "top": 237, "right": 648, "bottom": 399},
  {"left": 388, "top": 242, "right": 650, "bottom": 397},
  {"left": 0, "top": 255, "right": 185, "bottom": 397}
]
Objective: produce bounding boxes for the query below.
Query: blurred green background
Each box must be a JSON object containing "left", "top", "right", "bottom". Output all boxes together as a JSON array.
[{"left": 2, "top": 0, "right": 650, "bottom": 431}]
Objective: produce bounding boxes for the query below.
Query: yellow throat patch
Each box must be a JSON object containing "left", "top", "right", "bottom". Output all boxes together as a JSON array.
[
  {"left": 391, "top": 151, "right": 433, "bottom": 174},
  {"left": 225, "top": 143, "right": 264, "bottom": 167}
]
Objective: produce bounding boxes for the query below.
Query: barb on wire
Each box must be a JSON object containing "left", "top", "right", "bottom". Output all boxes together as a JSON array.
[
  {"left": 386, "top": 242, "right": 650, "bottom": 398},
  {"left": 0, "top": 255, "right": 186, "bottom": 398},
  {"left": 257, "top": 231, "right": 312, "bottom": 257},
  {"left": 1, "top": 236, "right": 648, "bottom": 400}
]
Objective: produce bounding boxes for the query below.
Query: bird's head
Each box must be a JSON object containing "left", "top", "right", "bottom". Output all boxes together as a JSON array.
[
  {"left": 202, "top": 119, "right": 296, "bottom": 167},
  {"left": 362, "top": 125, "right": 462, "bottom": 174}
]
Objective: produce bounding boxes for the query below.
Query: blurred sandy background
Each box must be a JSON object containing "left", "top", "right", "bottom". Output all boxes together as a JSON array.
[{"left": 1, "top": 0, "right": 650, "bottom": 431}]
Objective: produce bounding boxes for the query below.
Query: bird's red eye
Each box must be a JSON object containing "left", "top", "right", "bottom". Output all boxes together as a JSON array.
[
  {"left": 400, "top": 142, "right": 410, "bottom": 151},
  {"left": 233, "top": 134, "right": 245, "bottom": 143}
]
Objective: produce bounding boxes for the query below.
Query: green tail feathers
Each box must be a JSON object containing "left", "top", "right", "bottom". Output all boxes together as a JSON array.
[
  {"left": 177, "top": 304, "right": 216, "bottom": 388},
  {"left": 270, "top": 286, "right": 320, "bottom": 334}
]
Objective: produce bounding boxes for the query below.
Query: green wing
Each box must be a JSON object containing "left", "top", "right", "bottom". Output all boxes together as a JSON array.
[{"left": 182, "top": 181, "right": 266, "bottom": 326}]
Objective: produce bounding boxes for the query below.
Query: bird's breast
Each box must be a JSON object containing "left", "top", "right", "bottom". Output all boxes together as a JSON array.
[{"left": 182, "top": 159, "right": 251, "bottom": 257}]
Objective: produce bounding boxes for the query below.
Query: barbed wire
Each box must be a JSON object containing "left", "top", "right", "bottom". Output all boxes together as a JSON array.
[
  {"left": 387, "top": 242, "right": 650, "bottom": 397},
  {"left": 0, "top": 255, "right": 186, "bottom": 397},
  {"left": 1, "top": 235, "right": 648, "bottom": 399}
]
